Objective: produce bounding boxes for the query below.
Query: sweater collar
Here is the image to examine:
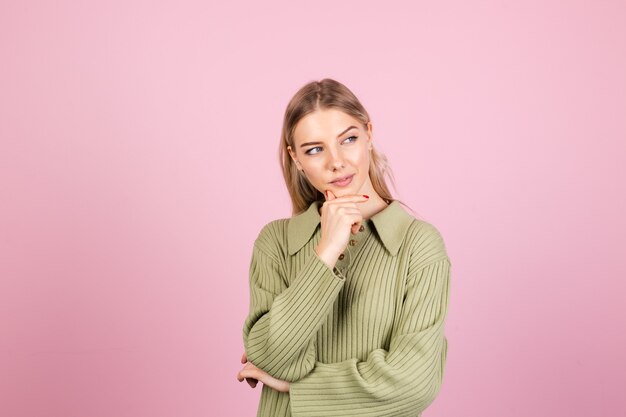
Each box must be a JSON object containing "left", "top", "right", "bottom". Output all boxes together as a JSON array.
[{"left": 287, "top": 199, "right": 414, "bottom": 257}]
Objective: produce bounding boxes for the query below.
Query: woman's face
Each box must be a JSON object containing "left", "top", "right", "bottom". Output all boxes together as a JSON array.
[{"left": 288, "top": 108, "right": 374, "bottom": 198}]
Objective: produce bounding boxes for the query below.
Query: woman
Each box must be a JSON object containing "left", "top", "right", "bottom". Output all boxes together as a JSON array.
[{"left": 236, "top": 78, "right": 451, "bottom": 416}]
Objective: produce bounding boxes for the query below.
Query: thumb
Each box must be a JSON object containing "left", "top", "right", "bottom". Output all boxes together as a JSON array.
[{"left": 325, "top": 189, "right": 336, "bottom": 201}]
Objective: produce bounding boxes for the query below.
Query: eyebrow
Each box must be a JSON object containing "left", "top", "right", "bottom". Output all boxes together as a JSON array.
[{"left": 299, "top": 125, "right": 358, "bottom": 148}]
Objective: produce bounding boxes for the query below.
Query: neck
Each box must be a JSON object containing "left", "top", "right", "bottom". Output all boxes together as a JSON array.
[{"left": 360, "top": 194, "right": 389, "bottom": 220}]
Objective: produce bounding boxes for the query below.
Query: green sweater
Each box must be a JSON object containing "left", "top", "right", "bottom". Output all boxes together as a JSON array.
[{"left": 242, "top": 199, "right": 451, "bottom": 417}]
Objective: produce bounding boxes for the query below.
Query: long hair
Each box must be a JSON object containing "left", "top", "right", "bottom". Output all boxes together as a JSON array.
[{"left": 279, "top": 78, "right": 413, "bottom": 216}]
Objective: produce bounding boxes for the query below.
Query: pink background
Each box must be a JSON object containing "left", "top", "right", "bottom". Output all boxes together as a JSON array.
[{"left": 1, "top": 1, "right": 625, "bottom": 416}]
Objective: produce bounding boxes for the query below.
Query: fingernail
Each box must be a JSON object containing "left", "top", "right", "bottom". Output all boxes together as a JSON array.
[{"left": 363, "top": 195, "right": 369, "bottom": 198}]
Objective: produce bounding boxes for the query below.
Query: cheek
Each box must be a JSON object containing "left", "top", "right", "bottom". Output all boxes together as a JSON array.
[
  {"left": 302, "top": 161, "right": 326, "bottom": 183},
  {"left": 355, "top": 152, "right": 370, "bottom": 171}
]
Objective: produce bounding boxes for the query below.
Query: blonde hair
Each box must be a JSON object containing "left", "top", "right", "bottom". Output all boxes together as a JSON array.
[{"left": 279, "top": 78, "right": 413, "bottom": 216}]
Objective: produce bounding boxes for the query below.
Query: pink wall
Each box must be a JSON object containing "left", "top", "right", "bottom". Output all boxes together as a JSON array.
[{"left": 1, "top": 1, "right": 625, "bottom": 416}]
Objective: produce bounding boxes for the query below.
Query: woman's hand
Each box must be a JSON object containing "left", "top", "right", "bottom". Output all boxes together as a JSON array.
[
  {"left": 237, "top": 351, "right": 290, "bottom": 393},
  {"left": 238, "top": 352, "right": 258, "bottom": 388},
  {"left": 315, "top": 189, "right": 369, "bottom": 267}
]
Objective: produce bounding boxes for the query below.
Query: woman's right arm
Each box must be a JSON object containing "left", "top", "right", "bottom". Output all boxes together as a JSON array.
[{"left": 242, "top": 222, "right": 347, "bottom": 383}]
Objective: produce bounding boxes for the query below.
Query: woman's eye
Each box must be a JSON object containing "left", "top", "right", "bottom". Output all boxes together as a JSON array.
[
  {"left": 304, "top": 136, "right": 358, "bottom": 155},
  {"left": 305, "top": 146, "right": 322, "bottom": 155}
]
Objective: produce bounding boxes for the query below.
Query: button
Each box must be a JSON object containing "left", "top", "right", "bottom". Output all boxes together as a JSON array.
[
  {"left": 349, "top": 239, "right": 357, "bottom": 246},
  {"left": 359, "top": 225, "right": 364, "bottom": 232},
  {"left": 338, "top": 253, "right": 344, "bottom": 260}
]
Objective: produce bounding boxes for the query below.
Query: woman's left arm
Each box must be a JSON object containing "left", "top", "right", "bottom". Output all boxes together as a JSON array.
[{"left": 288, "top": 256, "right": 451, "bottom": 417}]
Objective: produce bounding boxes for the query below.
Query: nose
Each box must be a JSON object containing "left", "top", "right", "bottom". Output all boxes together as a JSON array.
[{"left": 327, "top": 146, "right": 345, "bottom": 170}]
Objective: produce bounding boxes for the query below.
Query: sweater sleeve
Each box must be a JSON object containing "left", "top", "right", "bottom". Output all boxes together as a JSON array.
[
  {"left": 288, "top": 256, "right": 451, "bottom": 417},
  {"left": 242, "top": 225, "right": 347, "bottom": 382}
]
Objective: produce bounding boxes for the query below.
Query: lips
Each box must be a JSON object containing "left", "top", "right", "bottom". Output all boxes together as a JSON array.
[{"left": 330, "top": 174, "right": 354, "bottom": 184}]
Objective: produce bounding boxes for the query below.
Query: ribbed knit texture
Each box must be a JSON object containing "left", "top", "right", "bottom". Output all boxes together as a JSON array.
[{"left": 242, "top": 200, "right": 451, "bottom": 417}]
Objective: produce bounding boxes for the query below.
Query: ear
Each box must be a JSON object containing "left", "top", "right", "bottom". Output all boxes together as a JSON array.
[
  {"left": 287, "top": 146, "right": 299, "bottom": 169},
  {"left": 287, "top": 145, "right": 299, "bottom": 166}
]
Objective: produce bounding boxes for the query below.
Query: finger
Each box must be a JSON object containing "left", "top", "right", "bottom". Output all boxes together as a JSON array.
[
  {"left": 239, "top": 368, "right": 262, "bottom": 383},
  {"left": 237, "top": 368, "right": 251, "bottom": 382},
  {"left": 241, "top": 352, "right": 247, "bottom": 364},
  {"left": 324, "top": 194, "right": 369, "bottom": 204},
  {"left": 237, "top": 369, "right": 258, "bottom": 384},
  {"left": 326, "top": 205, "right": 362, "bottom": 231}
]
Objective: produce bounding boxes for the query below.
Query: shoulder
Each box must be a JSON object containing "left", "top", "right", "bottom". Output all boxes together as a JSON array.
[
  {"left": 405, "top": 218, "right": 450, "bottom": 267},
  {"left": 253, "top": 218, "right": 290, "bottom": 260}
]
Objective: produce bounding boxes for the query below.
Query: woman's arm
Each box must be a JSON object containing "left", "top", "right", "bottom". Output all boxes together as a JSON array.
[
  {"left": 242, "top": 222, "right": 347, "bottom": 382},
  {"left": 288, "top": 256, "right": 451, "bottom": 416}
]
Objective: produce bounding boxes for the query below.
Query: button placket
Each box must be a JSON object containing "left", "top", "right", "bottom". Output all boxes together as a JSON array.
[{"left": 334, "top": 220, "right": 372, "bottom": 275}]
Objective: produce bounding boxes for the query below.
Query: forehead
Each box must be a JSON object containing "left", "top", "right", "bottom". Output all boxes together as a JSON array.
[{"left": 293, "top": 109, "right": 360, "bottom": 144}]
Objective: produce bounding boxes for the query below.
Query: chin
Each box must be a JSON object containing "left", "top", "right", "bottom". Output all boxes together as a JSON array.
[{"left": 341, "top": 181, "right": 365, "bottom": 196}]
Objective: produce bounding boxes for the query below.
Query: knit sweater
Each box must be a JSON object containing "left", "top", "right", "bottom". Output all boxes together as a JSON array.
[{"left": 242, "top": 199, "right": 451, "bottom": 417}]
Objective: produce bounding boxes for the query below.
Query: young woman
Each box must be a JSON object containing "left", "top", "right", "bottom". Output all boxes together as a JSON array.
[{"left": 236, "top": 78, "right": 451, "bottom": 417}]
